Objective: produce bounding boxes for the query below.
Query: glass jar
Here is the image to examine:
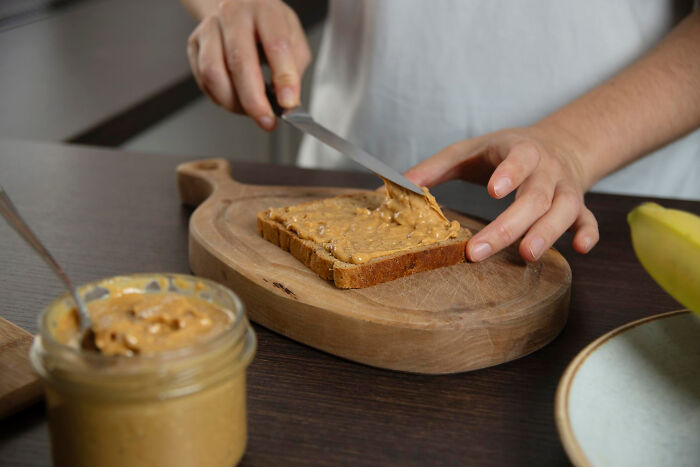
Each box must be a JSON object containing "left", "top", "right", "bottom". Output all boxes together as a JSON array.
[{"left": 30, "top": 274, "right": 256, "bottom": 467}]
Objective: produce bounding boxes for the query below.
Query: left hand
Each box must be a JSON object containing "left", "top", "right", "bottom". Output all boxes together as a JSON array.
[{"left": 404, "top": 125, "right": 600, "bottom": 262}]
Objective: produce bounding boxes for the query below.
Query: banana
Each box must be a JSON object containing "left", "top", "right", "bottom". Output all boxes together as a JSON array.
[{"left": 627, "top": 202, "right": 700, "bottom": 315}]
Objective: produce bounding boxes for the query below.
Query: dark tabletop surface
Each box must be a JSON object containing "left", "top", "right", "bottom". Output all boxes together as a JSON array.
[{"left": 0, "top": 139, "right": 697, "bottom": 466}]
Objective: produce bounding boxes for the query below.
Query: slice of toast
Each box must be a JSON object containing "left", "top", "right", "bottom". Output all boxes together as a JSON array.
[{"left": 257, "top": 192, "right": 472, "bottom": 289}]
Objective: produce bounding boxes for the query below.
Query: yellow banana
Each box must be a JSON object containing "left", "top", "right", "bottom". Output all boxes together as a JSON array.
[{"left": 628, "top": 202, "right": 700, "bottom": 315}]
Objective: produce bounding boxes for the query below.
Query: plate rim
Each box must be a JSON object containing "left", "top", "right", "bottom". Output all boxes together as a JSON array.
[{"left": 554, "top": 308, "right": 691, "bottom": 467}]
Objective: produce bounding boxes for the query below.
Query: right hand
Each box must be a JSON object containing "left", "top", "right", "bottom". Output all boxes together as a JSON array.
[{"left": 186, "top": 0, "right": 311, "bottom": 131}]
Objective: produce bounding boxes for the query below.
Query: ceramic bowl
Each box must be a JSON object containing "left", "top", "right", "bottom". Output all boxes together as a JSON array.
[{"left": 556, "top": 310, "right": 700, "bottom": 467}]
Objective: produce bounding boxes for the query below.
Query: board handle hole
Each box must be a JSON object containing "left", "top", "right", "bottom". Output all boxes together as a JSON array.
[{"left": 196, "top": 161, "right": 219, "bottom": 171}]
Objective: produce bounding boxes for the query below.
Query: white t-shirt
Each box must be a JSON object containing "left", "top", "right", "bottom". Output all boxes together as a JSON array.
[{"left": 298, "top": 0, "right": 699, "bottom": 200}]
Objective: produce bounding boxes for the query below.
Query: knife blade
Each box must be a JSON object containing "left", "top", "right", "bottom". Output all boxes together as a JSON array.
[{"left": 265, "top": 85, "right": 425, "bottom": 196}]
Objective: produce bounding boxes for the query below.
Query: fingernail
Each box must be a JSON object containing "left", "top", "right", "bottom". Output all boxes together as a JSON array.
[
  {"left": 583, "top": 236, "right": 592, "bottom": 252},
  {"left": 278, "top": 87, "right": 296, "bottom": 107},
  {"left": 258, "top": 115, "right": 275, "bottom": 130},
  {"left": 529, "top": 237, "right": 545, "bottom": 259},
  {"left": 470, "top": 242, "right": 492, "bottom": 262},
  {"left": 493, "top": 177, "right": 512, "bottom": 198}
]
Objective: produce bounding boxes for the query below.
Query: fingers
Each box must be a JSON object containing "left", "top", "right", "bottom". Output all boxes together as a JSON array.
[
  {"left": 405, "top": 130, "right": 598, "bottom": 262},
  {"left": 289, "top": 12, "right": 312, "bottom": 71},
  {"left": 403, "top": 139, "right": 490, "bottom": 188},
  {"left": 572, "top": 207, "right": 599, "bottom": 254},
  {"left": 255, "top": 3, "right": 308, "bottom": 108},
  {"left": 519, "top": 187, "right": 581, "bottom": 261},
  {"left": 469, "top": 184, "right": 599, "bottom": 262},
  {"left": 467, "top": 173, "right": 555, "bottom": 262},
  {"left": 487, "top": 142, "right": 541, "bottom": 199},
  {"left": 189, "top": 17, "right": 235, "bottom": 111},
  {"left": 219, "top": 4, "right": 275, "bottom": 130},
  {"left": 187, "top": 0, "right": 310, "bottom": 130},
  {"left": 187, "top": 30, "right": 201, "bottom": 86}
]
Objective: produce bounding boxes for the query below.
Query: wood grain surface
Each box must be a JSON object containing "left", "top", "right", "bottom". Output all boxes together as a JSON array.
[
  {"left": 0, "top": 140, "right": 698, "bottom": 466},
  {"left": 178, "top": 159, "right": 571, "bottom": 373},
  {"left": 0, "top": 318, "right": 42, "bottom": 419}
]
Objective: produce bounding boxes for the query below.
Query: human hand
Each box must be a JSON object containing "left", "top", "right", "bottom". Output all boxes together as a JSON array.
[
  {"left": 186, "top": 0, "right": 311, "bottom": 131},
  {"left": 404, "top": 126, "right": 600, "bottom": 262}
]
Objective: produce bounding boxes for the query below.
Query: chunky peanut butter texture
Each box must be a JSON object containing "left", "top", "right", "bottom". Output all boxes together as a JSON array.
[
  {"left": 43, "top": 285, "right": 248, "bottom": 467},
  {"left": 55, "top": 292, "right": 231, "bottom": 356},
  {"left": 267, "top": 180, "right": 461, "bottom": 264}
]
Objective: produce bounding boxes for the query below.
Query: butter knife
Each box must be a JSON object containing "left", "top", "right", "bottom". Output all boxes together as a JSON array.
[{"left": 265, "top": 85, "right": 425, "bottom": 196}]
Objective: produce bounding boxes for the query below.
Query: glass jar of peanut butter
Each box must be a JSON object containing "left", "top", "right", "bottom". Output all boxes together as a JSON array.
[{"left": 30, "top": 274, "right": 256, "bottom": 467}]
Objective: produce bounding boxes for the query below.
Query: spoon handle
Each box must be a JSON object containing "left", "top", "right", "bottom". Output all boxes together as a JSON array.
[{"left": 0, "top": 186, "right": 90, "bottom": 328}]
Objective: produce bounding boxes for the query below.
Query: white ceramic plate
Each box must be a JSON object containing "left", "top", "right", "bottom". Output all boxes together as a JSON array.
[{"left": 556, "top": 310, "right": 700, "bottom": 467}]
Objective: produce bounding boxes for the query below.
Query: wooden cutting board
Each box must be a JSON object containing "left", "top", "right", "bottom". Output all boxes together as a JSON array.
[
  {"left": 0, "top": 317, "right": 42, "bottom": 418},
  {"left": 177, "top": 159, "right": 571, "bottom": 374}
]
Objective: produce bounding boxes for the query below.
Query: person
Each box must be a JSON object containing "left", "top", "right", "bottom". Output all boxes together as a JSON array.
[{"left": 181, "top": 0, "right": 700, "bottom": 263}]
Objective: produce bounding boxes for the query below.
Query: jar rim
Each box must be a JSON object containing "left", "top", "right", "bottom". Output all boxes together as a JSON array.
[{"left": 37, "top": 273, "right": 249, "bottom": 366}]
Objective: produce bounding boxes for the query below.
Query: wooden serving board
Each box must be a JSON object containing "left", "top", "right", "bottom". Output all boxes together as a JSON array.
[
  {"left": 0, "top": 317, "right": 42, "bottom": 418},
  {"left": 177, "top": 159, "right": 571, "bottom": 374}
]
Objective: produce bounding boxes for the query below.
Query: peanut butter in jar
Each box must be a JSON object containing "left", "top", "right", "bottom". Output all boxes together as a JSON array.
[{"left": 30, "top": 274, "right": 257, "bottom": 467}]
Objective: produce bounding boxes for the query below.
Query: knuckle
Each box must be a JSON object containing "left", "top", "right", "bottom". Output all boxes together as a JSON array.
[
  {"left": 201, "top": 15, "right": 218, "bottom": 28},
  {"left": 189, "top": 16, "right": 218, "bottom": 47},
  {"left": 199, "top": 65, "right": 220, "bottom": 88},
  {"left": 495, "top": 223, "right": 516, "bottom": 246},
  {"left": 187, "top": 30, "right": 200, "bottom": 47},
  {"left": 536, "top": 219, "right": 559, "bottom": 240},
  {"left": 513, "top": 141, "right": 541, "bottom": 164},
  {"left": 267, "top": 37, "right": 291, "bottom": 55},
  {"left": 560, "top": 191, "right": 581, "bottom": 214},
  {"left": 218, "top": 0, "right": 240, "bottom": 15},
  {"left": 548, "top": 158, "right": 566, "bottom": 178},
  {"left": 239, "top": 98, "right": 266, "bottom": 117},
  {"left": 529, "top": 190, "right": 552, "bottom": 216},
  {"left": 226, "top": 48, "right": 246, "bottom": 72},
  {"left": 273, "top": 70, "right": 298, "bottom": 86}
]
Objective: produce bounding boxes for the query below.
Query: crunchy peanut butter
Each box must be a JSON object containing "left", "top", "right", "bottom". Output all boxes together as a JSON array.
[
  {"left": 268, "top": 180, "right": 461, "bottom": 264},
  {"left": 33, "top": 275, "right": 255, "bottom": 467},
  {"left": 55, "top": 292, "right": 232, "bottom": 356}
]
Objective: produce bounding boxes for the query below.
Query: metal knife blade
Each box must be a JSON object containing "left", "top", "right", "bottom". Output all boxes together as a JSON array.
[{"left": 265, "top": 84, "right": 424, "bottom": 196}]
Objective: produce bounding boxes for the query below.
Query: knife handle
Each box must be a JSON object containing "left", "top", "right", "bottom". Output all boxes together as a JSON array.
[{"left": 265, "top": 82, "right": 284, "bottom": 117}]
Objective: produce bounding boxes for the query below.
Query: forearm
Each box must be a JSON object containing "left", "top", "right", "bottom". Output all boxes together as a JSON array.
[
  {"left": 181, "top": 0, "right": 221, "bottom": 20},
  {"left": 536, "top": 10, "right": 700, "bottom": 190}
]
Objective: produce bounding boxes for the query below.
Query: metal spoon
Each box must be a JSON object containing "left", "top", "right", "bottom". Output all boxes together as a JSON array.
[{"left": 0, "top": 185, "right": 95, "bottom": 349}]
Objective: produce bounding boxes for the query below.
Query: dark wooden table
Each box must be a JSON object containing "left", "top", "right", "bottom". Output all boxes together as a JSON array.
[{"left": 0, "top": 140, "right": 696, "bottom": 466}]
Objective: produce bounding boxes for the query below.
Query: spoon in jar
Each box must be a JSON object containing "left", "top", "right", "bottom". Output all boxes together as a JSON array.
[{"left": 0, "top": 185, "right": 95, "bottom": 349}]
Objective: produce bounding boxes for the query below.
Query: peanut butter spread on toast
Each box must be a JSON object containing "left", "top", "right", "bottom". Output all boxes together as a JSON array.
[{"left": 267, "top": 180, "right": 461, "bottom": 264}]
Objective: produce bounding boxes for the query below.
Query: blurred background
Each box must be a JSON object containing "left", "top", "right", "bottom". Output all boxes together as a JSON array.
[{"left": 0, "top": 0, "right": 327, "bottom": 165}]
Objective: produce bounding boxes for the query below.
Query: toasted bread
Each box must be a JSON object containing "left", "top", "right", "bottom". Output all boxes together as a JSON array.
[{"left": 257, "top": 192, "right": 471, "bottom": 288}]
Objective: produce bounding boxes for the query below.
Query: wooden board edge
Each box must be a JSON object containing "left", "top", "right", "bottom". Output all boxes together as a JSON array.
[
  {"left": 189, "top": 235, "right": 571, "bottom": 374},
  {"left": 0, "top": 318, "right": 43, "bottom": 419}
]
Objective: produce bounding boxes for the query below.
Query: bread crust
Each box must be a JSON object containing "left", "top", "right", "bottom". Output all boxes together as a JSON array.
[{"left": 257, "top": 201, "right": 471, "bottom": 288}]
